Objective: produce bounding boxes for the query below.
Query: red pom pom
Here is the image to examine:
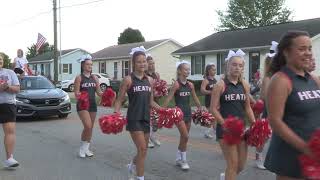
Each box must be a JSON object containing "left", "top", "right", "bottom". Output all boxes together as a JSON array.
[
  {"left": 157, "top": 107, "right": 184, "bottom": 128},
  {"left": 246, "top": 119, "right": 272, "bottom": 148},
  {"left": 77, "top": 91, "right": 89, "bottom": 110},
  {"left": 101, "top": 88, "right": 116, "bottom": 107},
  {"left": 154, "top": 79, "right": 168, "bottom": 97},
  {"left": 299, "top": 155, "right": 320, "bottom": 180},
  {"left": 99, "top": 113, "right": 127, "bottom": 134},
  {"left": 192, "top": 109, "right": 215, "bottom": 127},
  {"left": 308, "top": 129, "right": 320, "bottom": 162},
  {"left": 222, "top": 116, "right": 245, "bottom": 145},
  {"left": 251, "top": 99, "right": 265, "bottom": 115}
]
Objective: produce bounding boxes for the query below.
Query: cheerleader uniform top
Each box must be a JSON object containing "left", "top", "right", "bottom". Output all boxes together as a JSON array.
[
  {"left": 127, "top": 73, "right": 152, "bottom": 122},
  {"left": 219, "top": 78, "right": 246, "bottom": 120},
  {"left": 204, "top": 76, "right": 217, "bottom": 108},
  {"left": 78, "top": 74, "right": 97, "bottom": 104},
  {"left": 264, "top": 66, "right": 320, "bottom": 178},
  {"left": 174, "top": 80, "right": 192, "bottom": 121}
]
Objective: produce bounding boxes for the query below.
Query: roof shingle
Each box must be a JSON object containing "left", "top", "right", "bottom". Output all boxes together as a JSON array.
[
  {"left": 173, "top": 18, "right": 320, "bottom": 54},
  {"left": 28, "top": 49, "right": 78, "bottom": 62},
  {"left": 92, "top": 39, "right": 169, "bottom": 60}
]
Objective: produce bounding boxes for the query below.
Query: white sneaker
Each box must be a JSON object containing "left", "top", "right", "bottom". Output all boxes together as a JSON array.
[
  {"left": 204, "top": 129, "right": 213, "bottom": 139},
  {"left": 127, "top": 163, "right": 136, "bottom": 180},
  {"left": 85, "top": 149, "right": 94, "bottom": 157},
  {"left": 148, "top": 141, "right": 155, "bottom": 148},
  {"left": 220, "top": 173, "right": 225, "bottom": 180},
  {"left": 176, "top": 159, "right": 190, "bottom": 170},
  {"left": 4, "top": 157, "right": 19, "bottom": 168},
  {"left": 255, "top": 159, "right": 266, "bottom": 170},
  {"left": 79, "top": 147, "right": 86, "bottom": 158},
  {"left": 150, "top": 136, "right": 161, "bottom": 146}
]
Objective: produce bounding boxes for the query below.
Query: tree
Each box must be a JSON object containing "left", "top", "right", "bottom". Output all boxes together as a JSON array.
[
  {"left": 26, "top": 42, "right": 55, "bottom": 59},
  {"left": 217, "top": 0, "right": 292, "bottom": 31},
  {"left": 118, "top": 27, "right": 145, "bottom": 45},
  {"left": 0, "top": 52, "right": 11, "bottom": 69}
]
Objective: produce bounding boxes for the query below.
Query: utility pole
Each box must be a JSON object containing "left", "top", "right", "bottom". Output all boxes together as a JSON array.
[{"left": 53, "top": 0, "right": 59, "bottom": 83}]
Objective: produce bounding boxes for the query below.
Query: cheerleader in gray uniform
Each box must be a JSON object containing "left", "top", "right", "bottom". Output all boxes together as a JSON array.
[
  {"left": 114, "top": 47, "right": 161, "bottom": 180},
  {"left": 163, "top": 61, "right": 202, "bottom": 171},
  {"left": 264, "top": 31, "right": 320, "bottom": 179}
]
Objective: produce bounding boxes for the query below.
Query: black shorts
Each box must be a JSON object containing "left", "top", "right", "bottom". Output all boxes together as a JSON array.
[
  {"left": 0, "top": 104, "right": 17, "bottom": 123},
  {"left": 126, "top": 120, "right": 150, "bottom": 133},
  {"left": 76, "top": 102, "right": 97, "bottom": 112}
]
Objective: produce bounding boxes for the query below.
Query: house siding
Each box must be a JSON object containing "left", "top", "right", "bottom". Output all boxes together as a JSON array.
[{"left": 148, "top": 41, "right": 181, "bottom": 82}]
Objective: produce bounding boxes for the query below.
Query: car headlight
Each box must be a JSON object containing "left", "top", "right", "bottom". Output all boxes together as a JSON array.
[
  {"left": 61, "top": 95, "right": 70, "bottom": 103},
  {"left": 16, "top": 97, "right": 30, "bottom": 104}
]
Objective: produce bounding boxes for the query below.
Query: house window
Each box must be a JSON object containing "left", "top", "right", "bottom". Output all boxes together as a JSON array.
[
  {"left": 122, "top": 61, "right": 130, "bottom": 77},
  {"left": 114, "top": 62, "right": 118, "bottom": 79},
  {"left": 191, "top": 55, "right": 205, "bottom": 75},
  {"left": 62, "top": 64, "right": 69, "bottom": 73},
  {"left": 249, "top": 52, "right": 260, "bottom": 82},
  {"left": 62, "top": 64, "right": 72, "bottom": 74},
  {"left": 99, "top": 62, "right": 106, "bottom": 73},
  {"left": 216, "top": 53, "right": 228, "bottom": 75}
]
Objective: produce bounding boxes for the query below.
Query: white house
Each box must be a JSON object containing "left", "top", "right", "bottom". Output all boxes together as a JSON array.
[
  {"left": 28, "top": 48, "right": 90, "bottom": 81},
  {"left": 92, "top": 39, "right": 183, "bottom": 83},
  {"left": 172, "top": 18, "right": 320, "bottom": 82}
]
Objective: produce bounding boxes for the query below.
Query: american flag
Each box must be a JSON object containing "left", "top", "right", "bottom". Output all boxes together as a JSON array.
[{"left": 36, "top": 33, "right": 47, "bottom": 52}]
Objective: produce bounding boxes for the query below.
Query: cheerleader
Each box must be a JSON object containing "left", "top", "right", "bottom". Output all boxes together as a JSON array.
[
  {"left": 306, "top": 57, "right": 316, "bottom": 73},
  {"left": 163, "top": 61, "right": 202, "bottom": 170},
  {"left": 254, "top": 41, "right": 278, "bottom": 170},
  {"left": 145, "top": 55, "right": 161, "bottom": 148},
  {"left": 210, "top": 49, "right": 255, "bottom": 180},
  {"left": 264, "top": 31, "right": 320, "bottom": 179},
  {"left": 200, "top": 63, "right": 217, "bottom": 138},
  {"left": 114, "top": 46, "right": 161, "bottom": 180},
  {"left": 74, "top": 54, "right": 102, "bottom": 158}
]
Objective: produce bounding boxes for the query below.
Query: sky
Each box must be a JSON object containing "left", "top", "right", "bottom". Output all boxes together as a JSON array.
[{"left": 0, "top": 0, "right": 319, "bottom": 59}]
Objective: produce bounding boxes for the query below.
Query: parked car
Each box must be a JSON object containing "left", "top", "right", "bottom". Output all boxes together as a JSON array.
[
  {"left": 16, "top": 76, "right": 72, "bottom": 119},
  {"left": 61, "top": 73, "right": 111, "bottom": 92}
]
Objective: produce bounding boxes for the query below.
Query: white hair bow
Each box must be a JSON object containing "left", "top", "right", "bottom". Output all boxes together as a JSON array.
[
  {"left": 78, "top": 54, "right": 92, "bottom": 63},
  {"left": 129, "top": 46, "right": 146, "bottom": 55},
  {"left": 270, "top": 41, "right": 278, "bottom": 52},
  {"left": 176, "top": 60, "right": 190, "bottom": 68},
  {"left": 265, "top": 41, "right": 279, "bottom": 59},
  {"left": 225, "top": 49, "right": 246, "bottom": 61},
  {"left": 266, "top": 52, "right": 276, "bottom": 58}
]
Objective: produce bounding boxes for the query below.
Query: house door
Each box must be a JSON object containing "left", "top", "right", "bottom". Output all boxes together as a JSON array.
[{"left": 249, "top": 52, "right": 260, "bottom": 82}]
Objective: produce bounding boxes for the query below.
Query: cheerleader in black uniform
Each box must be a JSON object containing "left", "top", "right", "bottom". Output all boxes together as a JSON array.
[
  {"left": 200, "top": 63, "right": 217, "bottom": 138},
  {"left": 254, "top": 41, "right": 278, "bottom": 170},
  {"left": 210, "top": 50, "right": 255, "bottom": 180},
  {"left": 163, "top": 61, "right": 202, "bottom": 171},
  {"left": 145, "top": 55, "right": 161, "bottom": 148},
  {"left": 264, "top": 31, "right": 320, "bottom": 180},
  {"left": 74, "top": 54, "right": 102, "bottom": 158},
  {"left": 114, "top": 47, "right": 161, "bottom": 180}
]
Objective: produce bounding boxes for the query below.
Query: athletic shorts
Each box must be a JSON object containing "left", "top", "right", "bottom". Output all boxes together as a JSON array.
[
  {"left": 0, "top": 104, "right": 17, "bottom": 123},
  {"left": 126, "top": 119, "right": 150, "bottom": 133}
]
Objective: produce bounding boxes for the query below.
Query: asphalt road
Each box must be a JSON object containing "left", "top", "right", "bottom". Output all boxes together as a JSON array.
[{"left": 0, "top": 104, "right": 275, "bottom": 180}]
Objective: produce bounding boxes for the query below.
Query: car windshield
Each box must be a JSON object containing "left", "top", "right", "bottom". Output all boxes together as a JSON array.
[
  {"left": 100, "top": 73, "right": 109, "bottom": 78},
  {"left": 20, "top": 77, "right": 55, "bottom": 90}
]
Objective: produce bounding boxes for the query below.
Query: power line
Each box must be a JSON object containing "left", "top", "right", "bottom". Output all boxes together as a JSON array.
[
  {"left": 60, "top": 0, "right": 105, "bottom": 9},
  {"left": 0, "top": 10, "right": 52, "bottom": 27}
]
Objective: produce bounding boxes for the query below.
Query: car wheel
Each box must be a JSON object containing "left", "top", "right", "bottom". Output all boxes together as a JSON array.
[
  {"left": 58, "top": 114, "right": 68, "bottom": 118},
  {"left": 68, "top": 84, "right": 75, "bottom": 92},
  {"left": 100, "top": 84, "right": 107, "bottom": 92}
]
